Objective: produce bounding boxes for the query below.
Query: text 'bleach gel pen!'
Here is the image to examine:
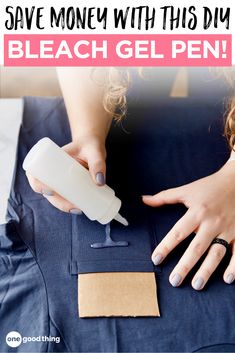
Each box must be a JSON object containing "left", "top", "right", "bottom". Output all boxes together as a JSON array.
[{"left": 22, "top": 137, "right": 128, "bottom": 226}]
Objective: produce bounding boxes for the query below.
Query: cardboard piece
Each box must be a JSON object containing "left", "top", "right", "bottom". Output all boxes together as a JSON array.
[{"left": 78, "top": 272, "right": 160, "bottom": 318}]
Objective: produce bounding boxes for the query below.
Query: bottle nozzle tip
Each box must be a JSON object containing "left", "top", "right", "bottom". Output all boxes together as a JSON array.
[{"left": 115, "top": 213, "right": 129, "bottom": 226}]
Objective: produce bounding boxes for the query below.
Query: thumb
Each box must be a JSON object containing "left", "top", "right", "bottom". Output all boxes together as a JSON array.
[
  {"left": 142, "top": 187, "right": 185, "bottom": 207},
  {"left": 86, "top": 146, "right": 106, "bottom": 186},
  {"left": 63, "top": 141, "right": 107, "bottom": 186}
]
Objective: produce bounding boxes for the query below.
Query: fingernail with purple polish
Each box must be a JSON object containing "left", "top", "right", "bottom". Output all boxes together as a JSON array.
[
  {"left": 152, "top": 253, "right": 163, "bottom": 265},
  {"left": 96, "top": 172, "right": 105, "bottom": 186},
  {"left": 170, "top": 273, "right": 182, "bottom": 287},
  {"left": 42, "top": 190, "right": 54, "bottom": 196},
  {"left": 226, "top": 274, "right": 234, "bottom": 284},
  {"left": 70, "top": 209, "right": 82, "bottom": 215},
  {"left": 193, "top": 277, "right": 204, "bottom": 290}
]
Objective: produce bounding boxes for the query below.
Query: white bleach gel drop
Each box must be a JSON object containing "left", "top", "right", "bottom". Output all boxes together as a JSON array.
[{"left": 23, "top": 137, "right": 128, "bottom": 226}]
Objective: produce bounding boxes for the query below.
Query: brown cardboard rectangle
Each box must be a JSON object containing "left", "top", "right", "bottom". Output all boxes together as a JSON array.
[{"left": 78, "top": 272, "right": 160, "bottom": 318}]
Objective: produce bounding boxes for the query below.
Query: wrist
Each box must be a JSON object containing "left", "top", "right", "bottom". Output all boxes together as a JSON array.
[
  {"left": 71, "top": 132, "right": 106, "bottom": 150},
  {"left": 70, "top": 114, "right": 112, "bottom": 144},
  {"left": 71, "top": 128, "right": 107, "bottom": 144}
]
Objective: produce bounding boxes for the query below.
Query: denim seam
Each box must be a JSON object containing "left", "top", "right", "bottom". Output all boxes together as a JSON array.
[{"left": 192, "top": 342, "right": 235, "bottom": 352}]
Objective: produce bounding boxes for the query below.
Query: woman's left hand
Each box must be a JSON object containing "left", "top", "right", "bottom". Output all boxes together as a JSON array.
[{"left": 143, "top": 161, "right": 235, "bottom": 290}]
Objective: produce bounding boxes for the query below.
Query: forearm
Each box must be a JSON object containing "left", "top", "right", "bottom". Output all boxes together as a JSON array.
[{"left": 57, "top": 67, "right": 113, "bottom": 142}]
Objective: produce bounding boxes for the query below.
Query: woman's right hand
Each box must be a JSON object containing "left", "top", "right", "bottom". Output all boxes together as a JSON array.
[{"left": 26, "top": 135, "right": 107, "bottom": 214}]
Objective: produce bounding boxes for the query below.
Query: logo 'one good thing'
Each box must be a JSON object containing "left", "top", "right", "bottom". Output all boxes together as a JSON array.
[{"left": 6, "top": 331, "right": 22, "bottom": 348}]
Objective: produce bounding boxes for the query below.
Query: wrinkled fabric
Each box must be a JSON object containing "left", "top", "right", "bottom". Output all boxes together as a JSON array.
[
  {"left": 0, "top": 99, "right": 23, "bottom": 224},
  {"left": 1, "top": 69, "right": 235, "bottom": 352}
]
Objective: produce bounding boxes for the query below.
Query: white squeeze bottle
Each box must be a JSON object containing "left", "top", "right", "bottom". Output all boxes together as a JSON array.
[{"left": 22, "top": 138, "right": 128, "bottom": 226}]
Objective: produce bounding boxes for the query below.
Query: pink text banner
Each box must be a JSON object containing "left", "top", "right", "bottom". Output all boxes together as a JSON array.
[{"left": 4, "top": 34, "right": 232, "bottom": 66}]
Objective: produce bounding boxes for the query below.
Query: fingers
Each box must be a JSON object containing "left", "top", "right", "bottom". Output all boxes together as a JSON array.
[
  {"left": 62, "top": 143, "right": 88, "bottom": 168},
  {"left": 64, "top": 141, "right": 106, "bottom": 186},
  {"left": 26, "top": 139, "right": 106, "bottom": 214},
  {"left": 143, "top": 186, "right": 185, "bottom": 207},
  {"left": 191, "top": 237, "right": 228, "bottom": 290},
  {"left": 223, "top": 240, "right": 235, "bottom": 284},
  {"left": 26, "top": 172, "right": 54, "bottom": 196},
  {"left": 26, "top": 172, "right": 81, "bottom": 214},
  {"left": 85, "top": 145, "right": 106, "bottom": 185},
  {"left": 43, "top": 193, "right": 82, "bottom": 214},
  {"left": 88, "top": 154, "right": 106, "bottom": 186},
  {"left": 168, "top": 223, "right": 217, "bottom": 288},
  {"left": 26, "top": 139, "right": 107, "bottom": 215},
  {"left": 151, "top": 209, "right": 199, "bottom": 265},
  {"left": 63, "top": 142, "right": 79, "bottom": 156}
]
